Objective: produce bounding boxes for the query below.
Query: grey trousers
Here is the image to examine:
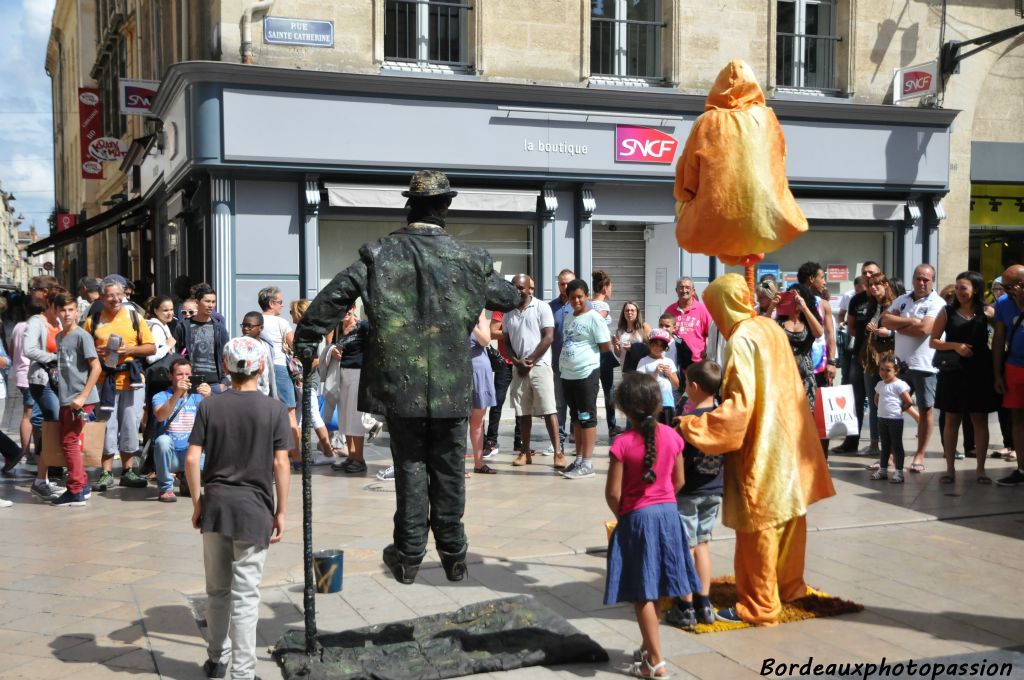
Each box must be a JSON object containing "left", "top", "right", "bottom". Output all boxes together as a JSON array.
[
  {"left": 203, "top": 533, "right": 268, "bottom": 680},
  {"left": 100, "top": 386, "right": 145, "bottom": 456}
]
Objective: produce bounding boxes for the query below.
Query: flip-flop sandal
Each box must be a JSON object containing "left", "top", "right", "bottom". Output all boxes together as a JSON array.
[
  {"left": 939, "top": 474, "right": 955, "bottom": 484},
  {"left": 977, "top": 475, "right": 993, "bottom": 484},
  {"left": 473, "top": 465, "right": 498, "bottom": 475},
  {"left": 909, "top": 463, "right": 925, "bottom": 473}
]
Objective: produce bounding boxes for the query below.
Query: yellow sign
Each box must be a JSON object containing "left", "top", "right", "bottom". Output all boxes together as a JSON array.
[{"left": 971, "top": 184, "right": 1024, "bottom": 228}]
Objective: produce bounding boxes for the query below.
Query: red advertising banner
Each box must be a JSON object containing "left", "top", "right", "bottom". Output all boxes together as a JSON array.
[
  {"left": 827, "top": 264, "right": 850, "bottom": 282},
  {"left": 78, "top": 88, "right": 103, "bottom": 180},
  {"left": 55, "top": 213, "right": 78, "bottom": 232}
]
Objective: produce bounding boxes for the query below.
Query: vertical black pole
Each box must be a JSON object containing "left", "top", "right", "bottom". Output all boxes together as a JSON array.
[{"left": 301, "top": 362, "right": 318, "bottom": 654}]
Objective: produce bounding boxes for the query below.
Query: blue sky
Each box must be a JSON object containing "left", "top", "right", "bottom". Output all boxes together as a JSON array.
[{"left": 0, "top": 0, "right": 56, "bottom": 235}]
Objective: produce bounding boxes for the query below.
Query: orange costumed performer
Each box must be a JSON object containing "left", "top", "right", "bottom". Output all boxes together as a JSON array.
[
  {"left": 674, "top": 59, "right": 808, "bottom": 268},
  {"left": 676, "top": 274, "right": 835, "bottom": 625}
]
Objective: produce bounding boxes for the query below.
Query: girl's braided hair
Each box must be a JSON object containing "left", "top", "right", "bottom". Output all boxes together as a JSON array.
[{"left": 616, "top": 372, "right": 663, "bottom": 484}]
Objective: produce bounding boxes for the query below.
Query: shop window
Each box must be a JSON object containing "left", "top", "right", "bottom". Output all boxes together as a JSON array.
[
  {"left": 590, "top": 0, "right": 663, "bottom": 81},
  {"left": 384, "top": 0, "right": 472, "bottom": 69},
  {"left": 776, "top": 0, "right": 840, "bottom": 93}
]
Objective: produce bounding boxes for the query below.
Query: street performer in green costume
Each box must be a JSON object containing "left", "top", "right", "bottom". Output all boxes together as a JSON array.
[{"left": 294, "top": 170, "right": 518, "bottom": 584}]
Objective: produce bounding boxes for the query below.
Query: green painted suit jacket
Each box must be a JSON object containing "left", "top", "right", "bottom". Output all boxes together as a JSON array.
[{"left": 295, "top": 223, "right": 518, "bottom": 418}]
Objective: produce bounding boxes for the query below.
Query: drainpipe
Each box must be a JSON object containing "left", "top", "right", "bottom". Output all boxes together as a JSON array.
[{"left": 240, "top": 0, "right": 274, "bottom": 64}]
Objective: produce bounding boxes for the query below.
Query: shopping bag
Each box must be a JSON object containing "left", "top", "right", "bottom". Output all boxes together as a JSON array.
[
  {"left": 813, "top": 384, "right": 858, "bottom": 440},
  {"left": 40, "top": 421, "right": 105, "bottom": 468},
  {"left": 318, "top": 395, "right": 339, "bottom": 432}
]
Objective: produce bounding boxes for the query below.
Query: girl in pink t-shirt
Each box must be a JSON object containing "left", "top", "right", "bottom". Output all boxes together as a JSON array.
[{"left": 604, "top": 373, "right": 699, "bottom": 679}]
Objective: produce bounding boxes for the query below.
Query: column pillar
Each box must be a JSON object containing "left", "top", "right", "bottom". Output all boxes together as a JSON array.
[
  {"left": 302, "top": 175, "right": 321, "bottom": 298},
  {"left": 211, "top": 176, "right": 235, "bottom": 326}
]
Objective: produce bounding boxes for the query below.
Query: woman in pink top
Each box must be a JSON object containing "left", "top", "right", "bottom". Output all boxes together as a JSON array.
[{"left": 604, "top": 373, "right": 699, "bottom": 679}]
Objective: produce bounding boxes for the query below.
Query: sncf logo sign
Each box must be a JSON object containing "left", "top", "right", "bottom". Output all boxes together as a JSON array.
[
  {"left": 902, "top": 70, "right": 933, "bottom": 95},
  {"left": 615, "top": 126, "right": 679, "bottom": 164}
]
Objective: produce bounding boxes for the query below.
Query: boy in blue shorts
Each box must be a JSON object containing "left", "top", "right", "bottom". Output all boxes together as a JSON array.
[{"left": 667, "top": 360, "right": 723, "bottom": 628}]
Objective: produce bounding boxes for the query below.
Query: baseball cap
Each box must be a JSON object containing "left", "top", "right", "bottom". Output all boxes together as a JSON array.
[
  {"left": 648, "top": 329, "right": 672, "bottom": 345},
  {"left": 223, "top": 337, "right": 264, "bottom": 376}
]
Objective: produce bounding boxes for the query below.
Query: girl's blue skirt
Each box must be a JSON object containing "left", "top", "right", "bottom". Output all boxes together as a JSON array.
[{"left": 604, "top": 502, "right": 701, "bottom": 605}]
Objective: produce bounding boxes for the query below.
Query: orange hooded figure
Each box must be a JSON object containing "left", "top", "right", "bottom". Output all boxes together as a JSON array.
[
  {"left": 677, "top": 274, "right": 835, "bottom": 625},
  {"left": 674, "top": 60, "right": 808, "bottom": 267}
]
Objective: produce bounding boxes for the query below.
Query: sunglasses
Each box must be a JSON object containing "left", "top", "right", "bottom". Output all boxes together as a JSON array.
[
  {"left": 241, "top": 323, "right": 262, "bottom": 330},
  {"left": 182, "top": 310, "right": 197, "bottom": 317}
]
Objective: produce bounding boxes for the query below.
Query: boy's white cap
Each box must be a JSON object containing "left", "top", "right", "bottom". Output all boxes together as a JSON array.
[{"left": 223, "top": 336, "right": 264, "bottom": 375}]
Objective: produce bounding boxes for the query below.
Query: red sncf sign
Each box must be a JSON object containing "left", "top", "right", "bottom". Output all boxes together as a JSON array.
[{"left": 902, "top": 70, "right": 933, "bottom": 96}]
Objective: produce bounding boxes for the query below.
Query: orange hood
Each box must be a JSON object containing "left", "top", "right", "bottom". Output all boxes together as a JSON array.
[
  {"left": 702, "top": 274, "right": 756, "bottom": 340},
  {"left": 704, "top": 59, "right": 765, "bottom": 112}
]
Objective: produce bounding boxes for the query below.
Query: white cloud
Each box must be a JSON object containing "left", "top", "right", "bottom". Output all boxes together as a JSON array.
[{"left": 23, "top": 0, "right": 56, "bottom": 39}]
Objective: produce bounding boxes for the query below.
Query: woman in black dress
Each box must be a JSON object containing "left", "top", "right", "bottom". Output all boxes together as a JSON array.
[
  {"left": 930, "top": 271, "right": 997, "bottom": 484},
  {"left": 776, "top": 284, "right": 824, "bottom": 411}
]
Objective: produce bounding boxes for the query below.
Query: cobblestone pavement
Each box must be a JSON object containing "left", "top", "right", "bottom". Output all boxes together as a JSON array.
[{"left": 1, "top": 378, "right": 1023, "bottom": 679}]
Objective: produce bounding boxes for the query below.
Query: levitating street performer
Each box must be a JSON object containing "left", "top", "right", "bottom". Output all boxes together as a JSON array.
[
  {"left": 672, "top": 59, "right": 832, "bottom": 626},
  {"left": 674, "top": 59, "right": 808, "bottom": 268},
  {"left": 676, "top": 275, "right": 834, "bottom": 625},
  {"left": 294, "top": 170, "right": 518, "bottom": 585}
]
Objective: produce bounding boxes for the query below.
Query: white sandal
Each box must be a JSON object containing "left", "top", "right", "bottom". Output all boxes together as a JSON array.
[{"left": 631, "top": 655, "right": 670, "bottom": 678}]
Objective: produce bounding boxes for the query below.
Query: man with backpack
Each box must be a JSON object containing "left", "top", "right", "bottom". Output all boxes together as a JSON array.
[{"left": 83, "top": 276, "right": 155, "bottom": 490}]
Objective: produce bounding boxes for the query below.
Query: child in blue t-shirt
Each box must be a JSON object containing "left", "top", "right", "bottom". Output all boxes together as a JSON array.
[{"left": 667, "top": 360, "right": 724, "bottom": 629}]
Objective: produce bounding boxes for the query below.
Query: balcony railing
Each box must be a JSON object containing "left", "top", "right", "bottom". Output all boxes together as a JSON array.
[
  {"left": 591, "top": 16, "right": 664, "bottom": 80},
  {"left": 776, "top": 31, "right": 841, "bottom": 92}
]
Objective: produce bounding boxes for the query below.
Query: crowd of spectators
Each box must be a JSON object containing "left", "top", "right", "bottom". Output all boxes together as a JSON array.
[{"left": 2, "top": 258, "right": 1023, "bottom": 511}]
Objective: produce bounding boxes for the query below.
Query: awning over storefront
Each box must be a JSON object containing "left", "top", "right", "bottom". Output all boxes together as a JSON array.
[
  {"left": 26, "top": 197, "right": 147, "bottom": 255},
  {"left": 796, "top": 198, "right": 907, "bottom": 222},
  {"left": 325, "top": 184, "right": 540, "bottom": 213}
]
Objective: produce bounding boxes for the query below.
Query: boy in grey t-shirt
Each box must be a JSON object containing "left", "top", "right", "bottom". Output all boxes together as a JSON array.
[{"left": 53, "top": 291, "right": 102, "bottom": 507}]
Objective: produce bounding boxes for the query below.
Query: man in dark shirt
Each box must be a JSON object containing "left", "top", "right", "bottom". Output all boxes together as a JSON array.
[
  {"left": 832, "top": 261, "right": 881, "bottom": 454},
  {"left": 174, "top": 283, "right": 230, "bottom": 391},
  {"left": 185, "top": 336, "right": 291, "bottom": 680}
]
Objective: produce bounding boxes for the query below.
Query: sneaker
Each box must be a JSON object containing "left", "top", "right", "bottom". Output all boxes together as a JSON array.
[
  {"left": 340, "top": 458, "right": 367, "bottom": 474},
  {"left": 538, "top": 445, "right": 554, "bottom": 456},
  {"left": 1, "top": 456, "right": 20, "bottom": 476},
  {"left": 311, "top": 454, "right": 336, "bottom": 466},
  {"left": 870, "top": 469, "right": 887, "bottom": 481},
  {"left": 560, "top": 456, "right": 580, "bottom": 474},
  {"left": 31, "top": 480, "right": 60, "bottom": 501},
  {"left": 561, "top": 461, "right": 594, "bottom": 479},
  {"left": 119, "top": 469, "right": 149, "bottom": 488},
  {"left": 376, "top": 465, "right": 396, "bottom": 481},
  {"left": 331, "top": 459, "right": 347, "bottom": 471},
  {"left": 694, "top": 597, "right": 715, "bottom": 625},
  {"left": 94, "top": 470, "right": 115, "bottom": 492},
  {"left": 954, "top": 452, "right": 966, "bottom": 460},
  {"left": 608, "top": 425, "right": 624, "bottom": 439},
  {"left": 995, "top": 469, "right": 1024, "bottom": 487},
  {"left": 715, "top": 607, "right": 744, "bottom": 623},
  {"left": 51, "top": 489, "right": 87, "bottom": 507},
  {"left": 366, "top": 420, "right": 384, "bottom": 443},
  {"left": 890, "top": 470, "right": 904, "bottom": 484},
  {"left": 481, "top": 446, "right": 499, "bottom": 460},
  {"left": 0, "top": 499, "right": 12, "bottom": 508},
  {"left": 857, "top": 445, "right": 880, "bottom": 457},
  {"left": 158, "top": 491, "right": 177, "bottom": 503},
  {"left": 202, "top": 659, "right": 227, "bottom": 679},
  {"left": 664, "top": 603, "right": 697, "bottom": 629}
]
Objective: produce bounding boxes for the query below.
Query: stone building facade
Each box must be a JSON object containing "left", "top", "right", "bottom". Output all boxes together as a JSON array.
[{"left": 35, "top": 1, "right": 1024, "bottom": 310}]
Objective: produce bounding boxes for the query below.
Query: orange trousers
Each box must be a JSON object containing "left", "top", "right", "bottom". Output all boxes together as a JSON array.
[{"left": 733, "top": 515, "right": 808, "bottom": 626}]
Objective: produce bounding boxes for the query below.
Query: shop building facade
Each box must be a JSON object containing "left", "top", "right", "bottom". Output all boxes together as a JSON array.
[
  {"left": 122, "top": 63, "right": 953, "bottom": 327},
  {"left": 36, "top": 1, "right": 1024, "bottom": 311}
]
